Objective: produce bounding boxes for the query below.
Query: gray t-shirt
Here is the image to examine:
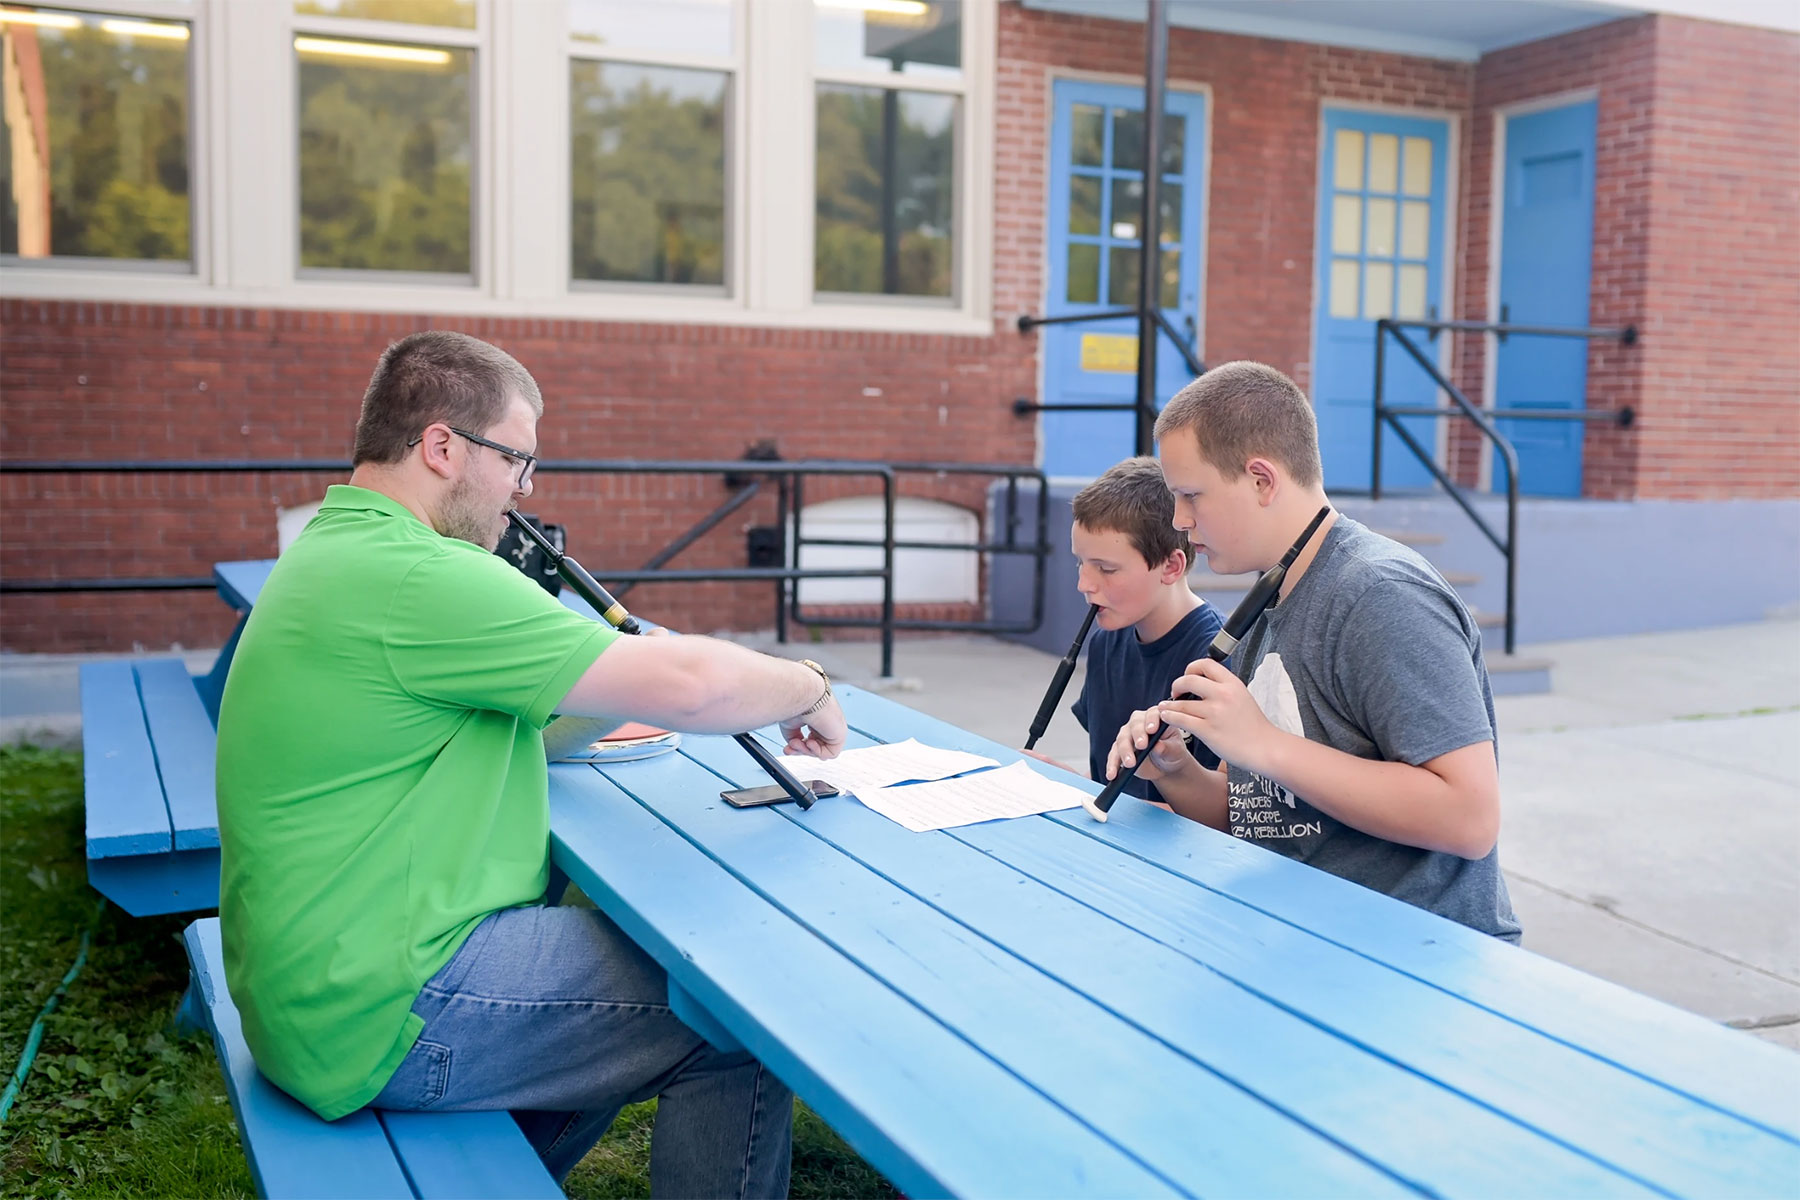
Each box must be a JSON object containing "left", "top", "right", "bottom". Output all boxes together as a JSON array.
[{"left": 1226, "top": 516, "right": 1521, "bottom": 942}]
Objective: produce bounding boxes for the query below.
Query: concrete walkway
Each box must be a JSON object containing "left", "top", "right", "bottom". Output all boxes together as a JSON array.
[{"left": 5, "top": 618, "right": 1797, "bottom": 1051}]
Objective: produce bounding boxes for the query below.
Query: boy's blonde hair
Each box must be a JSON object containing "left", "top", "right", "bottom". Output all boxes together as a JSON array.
[
  {"left": 1154, "top": 361, "right": 1323, "bottom": 487},
  {"left": 1071, "top": 457, "right": 1191, "bottom": 572}
]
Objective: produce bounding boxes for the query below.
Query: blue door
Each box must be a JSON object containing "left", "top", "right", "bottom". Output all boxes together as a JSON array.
[
  {"left": 1494, "top": 100, "right": 1597, "bottom": 498},
  {"left": 1313, "top": 110, "right": 1450, "bottom": 492},
  {"left": 1042, "top": 80, "right": 1205, "bottom": 478}
]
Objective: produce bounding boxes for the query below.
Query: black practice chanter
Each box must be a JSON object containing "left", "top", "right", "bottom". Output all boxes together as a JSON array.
[
  {"left": 1024, "top": 604, "right": 1098, "bottom": 751},
  {"left": 507, "top": 511, "right": 824, "bottom": 810},
  {"left": 1082, "top": 505, "right": 1331, "bottom": 823}
]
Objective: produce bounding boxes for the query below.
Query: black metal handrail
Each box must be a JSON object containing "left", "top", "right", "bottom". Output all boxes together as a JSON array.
[
  {"left": 1372, "top": 316, "right": 1639, "bottom": 655},
  {"left": 0, "top": 457, "right": 1053, "bottom": 678}
]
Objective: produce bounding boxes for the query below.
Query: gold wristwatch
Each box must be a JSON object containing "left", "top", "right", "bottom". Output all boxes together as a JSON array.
[{"left": 797, "top": 659, "right": 833, "bottom": 716}]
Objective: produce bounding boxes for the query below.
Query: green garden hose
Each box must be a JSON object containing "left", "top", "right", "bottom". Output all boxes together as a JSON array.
[{"left": 0, "top": 897, "right": 108, "bottom": 1128}]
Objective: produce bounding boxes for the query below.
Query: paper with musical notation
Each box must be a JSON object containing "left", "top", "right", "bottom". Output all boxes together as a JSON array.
[
  {"left": 774, "top": 738, "right": 998, "bottom": 796},
  {"left": 854, "top": 760, "right": 1089, "bottom": 833}
]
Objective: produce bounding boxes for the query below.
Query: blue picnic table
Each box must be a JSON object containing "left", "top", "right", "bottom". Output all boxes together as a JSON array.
[{"left": 195, "top": 559, "right": 1799, "bottom": 1196}]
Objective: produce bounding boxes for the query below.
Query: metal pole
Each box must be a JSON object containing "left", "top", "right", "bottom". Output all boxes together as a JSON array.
[
  {"left": 880, "top": 471, "right": 897, "bottom": 679},
  {"left": 1371, "top": 319, "right": 1387, "bottom": 499},
  {"left": 1133, "top": 0, "right": 1169, "bottom": 456}
]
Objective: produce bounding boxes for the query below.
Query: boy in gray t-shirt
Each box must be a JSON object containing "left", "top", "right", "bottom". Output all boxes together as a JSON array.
[{"left": 1106, "top": 361, "right": 1520, "bottom": 942}]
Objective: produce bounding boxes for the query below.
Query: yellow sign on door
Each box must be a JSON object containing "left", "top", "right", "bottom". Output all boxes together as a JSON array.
[{"left": 1080, "top": 333, "right": 1138, "bottom": 373}]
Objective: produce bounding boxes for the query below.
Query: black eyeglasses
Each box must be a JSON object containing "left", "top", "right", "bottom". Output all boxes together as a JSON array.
[{"left": 409, "top": 426, "right": 538, "bottom": 487}]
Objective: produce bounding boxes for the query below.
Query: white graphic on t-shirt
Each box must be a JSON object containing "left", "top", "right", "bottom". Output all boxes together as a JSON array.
[{"left": 1228, "top": 652, "right": 1325, "bottom": 843}]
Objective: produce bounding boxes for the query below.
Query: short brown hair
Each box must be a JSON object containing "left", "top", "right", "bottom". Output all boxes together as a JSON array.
[
  {"left": 1072, "top": 456, "right": 1190, "bottom": 571},
  {"left": 1154, "top": 361, "right": 1322, "bottom": 487},
  {"left": 351, "top": 331, "right": 543, "bottom": 467}
]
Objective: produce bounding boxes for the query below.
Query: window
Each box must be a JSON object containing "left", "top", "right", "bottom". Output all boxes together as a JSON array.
[
  {"left": 292, "top": 1, "right": 476, "bottom": 276},
  {"left": 568, "top": 1, "right": 733, "bottom": 290},
  {"left": 813, "top": 0, "right": 961, "bottom": 301},
  {"left": 0, "top": 3, "right": 193, "bottom": 265}
]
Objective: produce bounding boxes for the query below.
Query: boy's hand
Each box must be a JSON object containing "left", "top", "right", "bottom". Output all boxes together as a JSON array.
[
  {"left": 1167, "top": 658, "right": 1277, "bottom": 772},
  {"left": 1105, "top": 704, "right": 1194, "bottom": 782}
]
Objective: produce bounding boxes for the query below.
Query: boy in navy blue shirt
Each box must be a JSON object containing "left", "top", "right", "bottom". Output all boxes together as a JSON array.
[{"left": 1037, "top": 457, "right": 1223, "bottom": 804}]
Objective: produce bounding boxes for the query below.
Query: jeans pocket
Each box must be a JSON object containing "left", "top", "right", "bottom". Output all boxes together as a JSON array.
[{"left": 376, "top": 1037, "right": 452, "bottom": 1110}]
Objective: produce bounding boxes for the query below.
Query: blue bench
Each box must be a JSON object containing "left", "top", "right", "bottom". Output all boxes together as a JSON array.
[
  {"left": 81, "top": 658, "right": 223, "bottom": 916},
  {"left": 180, "top": 918, "right": 562, "bottom": 1199}
]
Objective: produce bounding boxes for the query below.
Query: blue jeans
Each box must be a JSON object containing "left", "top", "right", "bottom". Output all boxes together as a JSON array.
[{"left": 370, "top": 904, "right": 793, "bottom": 1198}]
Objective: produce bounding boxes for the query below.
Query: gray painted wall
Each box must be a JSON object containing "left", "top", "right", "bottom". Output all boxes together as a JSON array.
[{"left": 990, "top": 484, "right": 1800, "bottom": 654}]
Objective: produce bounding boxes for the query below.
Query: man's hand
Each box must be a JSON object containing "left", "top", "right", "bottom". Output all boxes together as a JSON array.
[
  {"left": 1105, "top": 704, "right": 1194, "bottom": 782},
  {"left": 1163, "top": 658, "right": 1279, "bottom": 774},
  {"left": 780, "top": 694, "right": 846, "bottom": 760}
]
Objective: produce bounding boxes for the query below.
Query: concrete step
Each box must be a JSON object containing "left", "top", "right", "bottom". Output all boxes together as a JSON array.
[{"left": 1485, "top": 652, "right": 1554, "bottom": 696}]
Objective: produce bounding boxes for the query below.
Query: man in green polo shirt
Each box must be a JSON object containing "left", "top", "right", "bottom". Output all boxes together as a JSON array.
[{"left": 216, "top": 331, "right": 843, "bottom": 1197}]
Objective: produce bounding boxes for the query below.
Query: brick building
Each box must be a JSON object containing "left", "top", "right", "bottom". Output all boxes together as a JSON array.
[{"left": 3, "top": 0, "right": 1796, "bottom": 652}]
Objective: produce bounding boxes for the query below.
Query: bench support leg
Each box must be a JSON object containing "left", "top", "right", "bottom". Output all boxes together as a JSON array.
[{"left": 172, "top": 979, "right": 205, "bottom": 1037}]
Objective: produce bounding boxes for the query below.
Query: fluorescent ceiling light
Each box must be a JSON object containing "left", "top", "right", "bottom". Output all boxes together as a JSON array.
[
  {"left": 816, "top": 0, "right": 931, "bottom": 16},
  {"left": 99, "top": 18, "right": 189, "bottom": 40},
  {"left": 0, "top": 9, "right": 83, "bottom": 29},
  {"left": 294, "top": 36, "right": 451, "bottom": 65}
]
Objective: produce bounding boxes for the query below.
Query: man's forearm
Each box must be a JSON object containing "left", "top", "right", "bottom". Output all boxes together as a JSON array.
[{"left": 543, "top": 715, "right": 625, "bottom": 761}]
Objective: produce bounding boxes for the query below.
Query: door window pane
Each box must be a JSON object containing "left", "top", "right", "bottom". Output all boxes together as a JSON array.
[
  {"left": 1368, "top": 133, "right": 1399, "bottom": 192},
  {"left": 1111, "top": 107, "right": 1183, "bottom": 175},
  {"left": 1107, "top": 178, "right": 1181, "bottom": 244},
  {"left": 1068, "top": 174, "right": 1099, "bottom": 235},
  {"left": 297, "top": 37, "right": 473, "bottom": 273},
  {"left": 1397, "top": 263, "right": 1427, "bottom": 320},
  {"left": 815, "top": 0, "right": 959, "bottom": 78},
  {"left": 571, "top": 62, "right": 727, "bottom": 286},
  {"left": 1329, "top": 259, "right": 1358, "bottom": 318},
  {"left": 570, "top": 0, "right": 731, "bottom": 59},
  {"left": 1066, "top": 242, "right": 1098, "bottom": 303},
  {"left": 815, "top": 83, "right": 956, "bottom": 298},
  {"left": 1, "top": 8, "right": 192, "bottom": 262},
  {"left": 1106, "top": 245, "right": 1178, "bottom": 308},
  {"left": 1365, "top": 197, "right": 1396, "bottom": 257},
  {"left": 1402, "top": 136, "right": 1432, "bottom": 196},
  {"left": 1333, "top": 130, "right": 1363, "bottom": 189},
  {"left": 1400, "top": 200, "right": 1430, "bottom": 259},
  {"left": 296, "top": 0, "right": 475, "bottom": 28},
  {"left": 1363, "top": 260, "right": 1393, "bottom": 319},
  {"left": 1330, "top": 195, "right": 1361, "bottom": 255},
  {"left": 1070, "top": 103, "right": 1103, "bottom": 167}
]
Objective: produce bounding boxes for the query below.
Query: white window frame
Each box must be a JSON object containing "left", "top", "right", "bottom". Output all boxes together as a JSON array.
[
  {"left": 0, "top": 0, "right": 211, "bottom": 279},
  {"left": 560, "top": 2, "right": 745, "bottom": 300},
  {"left": 0, "top": 0, "right": 997, "bottom": 336}
]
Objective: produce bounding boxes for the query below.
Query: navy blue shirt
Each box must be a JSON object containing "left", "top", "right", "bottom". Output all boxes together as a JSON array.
[{"left": 1072, "top": 602, "right": 1225, "bottom": 801}]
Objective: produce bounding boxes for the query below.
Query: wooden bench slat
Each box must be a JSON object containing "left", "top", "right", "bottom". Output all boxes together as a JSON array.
[
  {"left": 661, "top": 736, "right": 1429, "bottom": 1198},
  {"left": 835, "top": 687, "right": 1800, "bottom": 1152},
  {"left": 81, "top": 661, "right": 172, "bottom": 858},
  {"left": 548, "top": 767, "right": 1180, "bottom": 1200},
  {"left": 377, "top": 1112, "right": 563, "bottom": 1200},
  {"left": 183, "top": 920, "right": 418, "bottom": 1199},
  {"left": 134, "top": 658, "right": 221, "bottom": 850}
]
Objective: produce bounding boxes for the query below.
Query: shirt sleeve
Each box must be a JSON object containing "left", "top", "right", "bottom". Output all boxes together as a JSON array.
[
  {"left": 384, "top": 545, "right": 617, "bottom": 727},
  {"left": 1331, "top": 577, "right": 1493, "bottom": 766}
]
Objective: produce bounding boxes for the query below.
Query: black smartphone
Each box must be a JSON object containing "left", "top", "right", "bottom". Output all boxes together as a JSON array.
[{"left": 720, "top": 780, "right": 840, "bottom": 808}]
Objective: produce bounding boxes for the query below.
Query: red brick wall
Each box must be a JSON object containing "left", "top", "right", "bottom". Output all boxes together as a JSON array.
[
  {"left": 996, "top": 2, "right": 1473, "bottom": 390},
  {"left": 1457, "top": 15, "right": 1799, "bottom": 500},
  {"left": 0, "top": 303, "right": 1035, "bottom": 651},
  {"left": 1635, "top": 17, "right": 1800, "bottom": 499}
]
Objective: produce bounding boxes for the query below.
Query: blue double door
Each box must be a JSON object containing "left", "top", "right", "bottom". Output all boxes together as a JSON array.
[
  {"left": 1041, "top": 80, "right": 1206, "bottom": 479},
  {"left": 1312, "top": 102, "right": 1598, "bottom": 496}
]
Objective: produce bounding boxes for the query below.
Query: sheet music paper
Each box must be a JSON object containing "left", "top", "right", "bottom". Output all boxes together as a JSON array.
[
  {"left": 775, "top": 738, "right": 998, "bottom": 796},
  {"left": 854, "top": 760, "right": 1090, "bottom": 833}
]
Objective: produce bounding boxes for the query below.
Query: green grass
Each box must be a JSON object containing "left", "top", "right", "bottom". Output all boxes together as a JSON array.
[{"left": 0, "top": 746, "right": 898, "bottom": 1199}]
